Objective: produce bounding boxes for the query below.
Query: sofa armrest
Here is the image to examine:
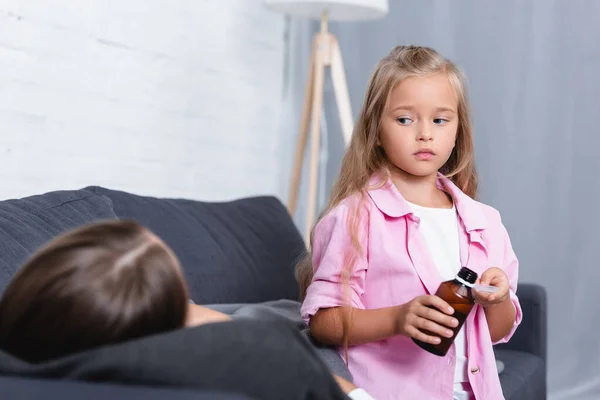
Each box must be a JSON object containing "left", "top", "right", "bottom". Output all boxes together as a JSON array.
[{"left": 495, "top": 283, "right": 547, "bottom": 363}]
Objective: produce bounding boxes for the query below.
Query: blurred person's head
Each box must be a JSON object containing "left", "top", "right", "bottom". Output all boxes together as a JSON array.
[{"left": 0, "top": 220, "right": 189, "bottom": 363}]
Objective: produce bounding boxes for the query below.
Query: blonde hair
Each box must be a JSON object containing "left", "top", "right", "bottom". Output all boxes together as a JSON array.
[{"left": 296, "top": 45, "right": 478, "bottom": 356}]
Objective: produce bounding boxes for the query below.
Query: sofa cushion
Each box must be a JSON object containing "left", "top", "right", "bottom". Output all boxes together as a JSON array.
[
  {"left": 84, "top": 186, "right": 305, "bottom": 304},
  {"left": 495, "top": 349, "right": 546, "bottom": 400},
  {"left": 0, "top": 320, "right": 348, "bottom": 400},
  {"left": 0, "top": 189, "right": 118, "bottom": 293}
]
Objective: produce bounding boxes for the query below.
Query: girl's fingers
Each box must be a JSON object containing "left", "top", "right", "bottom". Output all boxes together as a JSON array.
[
  {"left": 474, "top": 291, "right": 492, "bottom": 303},
  {"left": 421, "top": 295, "right": 454, "bottom": 315},
  {"left": 418, "top": 304, "right": 458, "bottom": 329},
  {"left": 415, "top": 316, "right": 454, "bottom": 338},
  {"left": 407, "top": 325, "right": 441, "bottom": 345}
]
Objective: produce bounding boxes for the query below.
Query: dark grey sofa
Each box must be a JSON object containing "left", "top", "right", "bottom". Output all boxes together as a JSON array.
[{"left": 0, "top": 186, "right": 546, "bottom": 399}]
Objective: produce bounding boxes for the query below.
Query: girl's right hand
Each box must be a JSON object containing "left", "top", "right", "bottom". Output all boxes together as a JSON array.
[{"left": 395, "top": 295, "right": 459, "bottom": 344}]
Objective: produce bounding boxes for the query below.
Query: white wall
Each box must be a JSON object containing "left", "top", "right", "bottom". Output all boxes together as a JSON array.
[{"left": 0, "top": 0, "right": 287, "bottom": 202}]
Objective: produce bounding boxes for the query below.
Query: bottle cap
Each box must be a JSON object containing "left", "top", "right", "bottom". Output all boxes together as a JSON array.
[{"left": 457, "top": 267, "right": 477, "bottom": 284}]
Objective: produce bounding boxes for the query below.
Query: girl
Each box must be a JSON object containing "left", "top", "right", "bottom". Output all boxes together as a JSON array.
[
  {"left": 0, "top": 219, "right": 230, "bottom": 364},
  {"left": 299, "top": 45, "right": 522, "bottom": 400}
]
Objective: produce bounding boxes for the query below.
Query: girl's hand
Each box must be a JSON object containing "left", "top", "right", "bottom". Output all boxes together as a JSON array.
[
  {"left": 395, "top": 295, "right": 458, "bottom": 345},
  {"left": 473, "top": 267, "right": 510, "bottom": 307}
]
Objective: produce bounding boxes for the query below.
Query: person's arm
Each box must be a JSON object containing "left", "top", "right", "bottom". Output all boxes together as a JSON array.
[
  {"left": 310, "top": 296, "right": 458, "bottom": 347},
  {"left": 483, "top": 296, "right": 516, "bottom": 343},
  {"left": 186, "top": 304, "right": 231, "bottom": 327},
  {"left": 473, "top": 266, "right": 518, "bottom": 343},
  {"left": 473, "top": 216, "right": 522, "bottom": 344},
  {"left": 310, "top": 306, "right": 399, "bottom": 346},
  {"left": 300, "top": 203, "right": 370, "bottom": 342}
]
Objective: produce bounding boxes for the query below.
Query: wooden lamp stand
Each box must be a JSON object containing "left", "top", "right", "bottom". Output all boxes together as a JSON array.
[{"left": 287, "top": 12, "right": 354, "bottom": 243}]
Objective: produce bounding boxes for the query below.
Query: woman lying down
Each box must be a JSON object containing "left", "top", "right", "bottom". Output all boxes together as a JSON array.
[{"left": 0, "top": 220, "right": 374, "bottom": 400}]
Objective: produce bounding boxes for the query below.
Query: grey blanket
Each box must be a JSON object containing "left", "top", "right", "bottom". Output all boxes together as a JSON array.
[
  {"left": 0, "top": 319, "right": 349, "bottom": 400},
  {"left": 206, "top": 300, "right": 506, "bottom": 380},
  {"left": 206, "top": 300, "right": 354, "bottom": 381}
]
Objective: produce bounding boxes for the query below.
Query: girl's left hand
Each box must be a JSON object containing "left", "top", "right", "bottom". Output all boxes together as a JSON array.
[{"left": 473, "top": 267, "right": 510, "bottom": 307}]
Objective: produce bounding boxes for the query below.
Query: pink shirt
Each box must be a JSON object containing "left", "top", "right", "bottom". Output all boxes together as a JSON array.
[{"left": 301, "top": 174, "right": 522, "bottom": 400}]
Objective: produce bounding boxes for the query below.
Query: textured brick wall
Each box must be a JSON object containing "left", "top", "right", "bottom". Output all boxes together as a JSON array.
[{"left": 0, "top": 0, "right": 286, "bottom": 201}]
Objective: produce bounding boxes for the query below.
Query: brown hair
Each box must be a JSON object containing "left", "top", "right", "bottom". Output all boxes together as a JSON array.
[
  {"left": 297, "top": 45, "right": 479, "bottom": 358},
  {"left": 0, "top": 220, "right": 189, "bottom": 363}
]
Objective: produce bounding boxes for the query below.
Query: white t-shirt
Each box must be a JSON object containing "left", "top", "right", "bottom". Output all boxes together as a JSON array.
[{"left": 407, "top": 201, "right": 469, "bottom": 386}]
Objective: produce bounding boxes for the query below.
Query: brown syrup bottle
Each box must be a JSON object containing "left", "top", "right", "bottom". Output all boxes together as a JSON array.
[{"left": 412, "top": 267, "right": 478, "bottom": 356}]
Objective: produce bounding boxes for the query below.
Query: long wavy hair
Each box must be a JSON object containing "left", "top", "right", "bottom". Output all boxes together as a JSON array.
[{"left": 297, "top": 45, "right": 479, "bottom": 359}]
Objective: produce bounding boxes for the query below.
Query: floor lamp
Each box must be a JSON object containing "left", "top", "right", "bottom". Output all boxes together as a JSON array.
[{"left": 264, "top": 0, "right": 389, "bottom": 243}]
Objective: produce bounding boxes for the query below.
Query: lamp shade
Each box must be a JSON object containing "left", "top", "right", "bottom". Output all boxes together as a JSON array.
[{"left": 263, "top": 0, "right": 389, "bottom": 21}]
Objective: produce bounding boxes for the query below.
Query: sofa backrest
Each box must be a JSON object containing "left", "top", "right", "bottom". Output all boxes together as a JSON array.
[
  {"left": 0, "top": 190, "right": 118, "bottom": 293},
  {"left": 85, "top": 187, "right": 305, "bottom": 304},
  {"left": 0, "top": 186, "right": 305, "bottom": 304}
]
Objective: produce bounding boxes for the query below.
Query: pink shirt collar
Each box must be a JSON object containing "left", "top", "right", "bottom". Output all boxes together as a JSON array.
[{"left": 366, "top": 172, "right": 487, "bottom": 232}]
